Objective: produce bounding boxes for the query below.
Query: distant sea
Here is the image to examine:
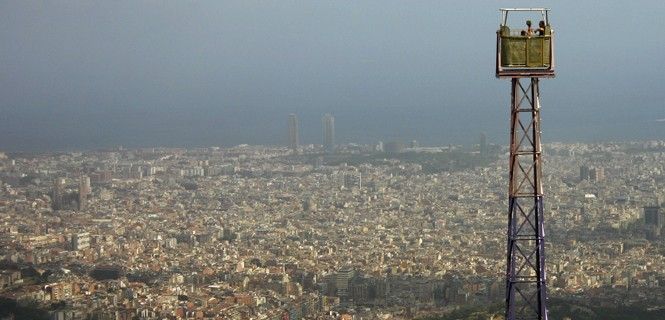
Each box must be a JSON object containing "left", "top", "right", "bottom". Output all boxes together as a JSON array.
[{"left": 0, "top": 107, "right": 663, "bottom": 152}]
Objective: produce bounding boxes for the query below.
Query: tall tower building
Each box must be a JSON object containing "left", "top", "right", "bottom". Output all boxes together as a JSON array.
[
  {"left": 479, "top": 132, "right": 487, "bottom": 158},
  {"left": 590, "top": 167, "right": 604, "bottom": 182},
  {"left": 644, "top": 205, "right": 662, "bottom": 240},
  {"left": 322, "top": 113, "right": 335, "bottom": 153},
  {"left": 580, "top": 166, "right": 604, "bottom": 182},
  {"left": 288, "top": 114, "right": 299, "bottom": 152},
  {"left": 580, "top": 165, "right": 590, "bottom": 181},
  {"left": 78, "top": 175, "right": 91, "bottom": 211},
  {"left": 336, "top": 267, "right": 355, "bottom": 303},
  {"left": 52, "top": 178, "right": 66, "bottom": 210},
  {"left": 645, "top": 206, "right": 662, "bottom": 227}
]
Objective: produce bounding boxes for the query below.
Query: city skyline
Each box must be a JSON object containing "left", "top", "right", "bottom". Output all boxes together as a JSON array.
[
  {"left": 1, "top": 141, "right": 665, "bottom": 319},
  {"left": 1, "top": 1, "right": 664, "bottom": 152},
  {"left": 1, "top": 2, "right": 665, "bottom": 319}
]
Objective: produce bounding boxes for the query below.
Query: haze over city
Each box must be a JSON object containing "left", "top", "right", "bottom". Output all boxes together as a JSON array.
[
  {"left": 1, "top": 1, "right": 664, "bottom": 151},
  {"left": 2, "top": 1, "right": 665, "bottom": 320}
]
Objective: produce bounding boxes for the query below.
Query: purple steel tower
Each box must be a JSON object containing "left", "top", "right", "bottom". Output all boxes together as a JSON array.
[{"left": 496, "top": 8, "right": 555, "bottom": 320}]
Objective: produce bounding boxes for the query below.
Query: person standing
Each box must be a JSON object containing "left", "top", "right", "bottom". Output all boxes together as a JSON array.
[{"left": 525, "top": 20, "right": 534, "bottom": 36}]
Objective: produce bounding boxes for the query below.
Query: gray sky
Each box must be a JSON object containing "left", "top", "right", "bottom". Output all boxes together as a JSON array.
[{"left": 1, "top": 1, "right": 664, "bottom": 151}]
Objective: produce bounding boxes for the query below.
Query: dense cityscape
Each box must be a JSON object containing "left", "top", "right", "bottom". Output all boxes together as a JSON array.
[
  {"left": 1, "top": 113, "right": 664, "bottom": 319},
  {"left": 2, "top": 2, "right": 665, "bottom": 319}
]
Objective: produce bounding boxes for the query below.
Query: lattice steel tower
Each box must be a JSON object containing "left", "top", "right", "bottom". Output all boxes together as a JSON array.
[{"left": 496, "top": 8, "right": 555, "bottom": 320}]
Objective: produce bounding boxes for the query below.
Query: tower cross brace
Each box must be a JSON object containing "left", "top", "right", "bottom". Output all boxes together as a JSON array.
[{"left": 505, "top": 77, "right": 548, "bottom": 320}]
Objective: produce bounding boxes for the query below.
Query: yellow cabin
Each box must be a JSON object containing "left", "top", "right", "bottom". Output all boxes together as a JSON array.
[{"left": 496, "top": 8, "right": 555, "bottom": 78}]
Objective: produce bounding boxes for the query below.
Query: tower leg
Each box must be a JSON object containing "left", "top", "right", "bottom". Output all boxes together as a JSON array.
[{"left": 505, "top": 78, "right": 548, "bottom": 320}]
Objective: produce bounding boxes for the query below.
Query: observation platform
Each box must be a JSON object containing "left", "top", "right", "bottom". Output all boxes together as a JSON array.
[{"left": 496, "top": 8, "right": 555, "bottom": 78}]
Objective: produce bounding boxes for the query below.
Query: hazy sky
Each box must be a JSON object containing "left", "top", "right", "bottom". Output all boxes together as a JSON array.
[{"left": 1, "top": 1, "right": 664, "bottom": 151}]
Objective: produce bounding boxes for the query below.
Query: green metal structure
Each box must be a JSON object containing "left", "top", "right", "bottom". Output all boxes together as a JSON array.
[
  {"left": 499, "top": 26, "right": 551, "bottom": 67},
  {"left": 496, "top": 8, "right": 555, "bottom": 78}
]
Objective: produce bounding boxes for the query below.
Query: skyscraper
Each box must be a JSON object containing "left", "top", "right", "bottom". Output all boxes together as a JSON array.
[
  {"left": 335, "top": 267, "right": 355, "bottom": 303},
  {"left": 479, "top": 132, "right": 487, "bottom": 158},
  {"left": 580, "top": 165, "right": 604, "bottom": 182},
  {"left": 644, "top": 205, "right": 662, "bottom": 240},
  {"left": 79, "top": 175, "right": 91, "bottom": 211},
  {"left": 590, "top": 167, "right": 605, "bottom": 182},
  {"left": 644, "top": 206, "right": 662, "bottom": 227},
  {"left": 322, "top": 113, "right": 335, "bottom": 153},
  {"left": 580, "top": 165, "right": 590, "bottom": 181},
  {"left": 288, "top": 114, "right": 299, "bottom": 152},
  {"left": 52, "top": 178, "right": 65, "bottom": 210}
]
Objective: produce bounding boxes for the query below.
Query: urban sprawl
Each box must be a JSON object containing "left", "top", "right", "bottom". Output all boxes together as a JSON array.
[{"left": 1, "top": 139, "right": 665, "bottom": 319}]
